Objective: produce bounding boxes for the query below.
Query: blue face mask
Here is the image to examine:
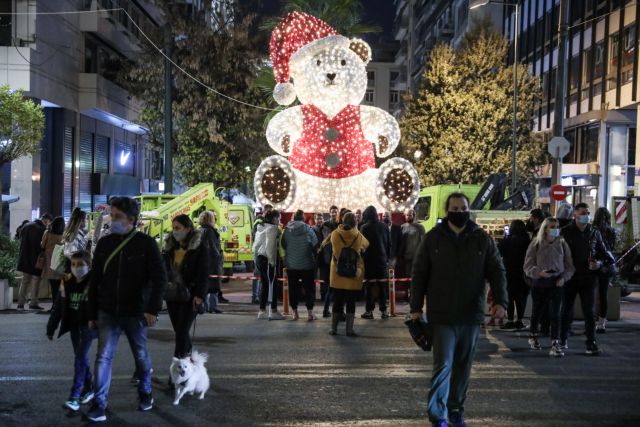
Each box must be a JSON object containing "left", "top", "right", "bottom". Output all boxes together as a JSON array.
[
  {"left": 110, "top": 220, "right": 128, "bottom": 235},
  {"left": 578, "top": 215, "right": 590, "bottom": 225},
  {"left": 548, "top": 228, "right": 560, "bottom": 238}
]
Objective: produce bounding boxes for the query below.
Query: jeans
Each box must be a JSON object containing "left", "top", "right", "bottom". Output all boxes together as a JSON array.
[
  {"left": 364, "top": 281, "right": 388, "bottom": 313},
  {"left": 70, "top": 327, "right": 97, "bottom": 399},
  {"left": 287, "top": 269, "right": 315, "bottom": 310},
  {"left": 561, "top": 275, "right": 597, "bottom": 343},
  {"left": 332, "top": 288, "right": 358, "bottom": 314},
  {"left": 207, "top": 293, "right": 219, "bottom": 311},
  {"left": 167, "top": 301, "right": 197, "bottom": 358},
  {"left": 428, "top": 323, "right": 481, "bottom": 423},
  {"left": 18, "top": 273, "right": 42, "bottom": 306},
  {"left": 597, "top": 274, "right": 609, "bottom": 319},
  {"left": 257, "top": 255, "right": 278, "bottom": 310},
  {"left": 94, "top": 311, "right": 152, "bottom": 409},
  {"left": 530, "top": 286, "right": 563, "bottom": 340}
]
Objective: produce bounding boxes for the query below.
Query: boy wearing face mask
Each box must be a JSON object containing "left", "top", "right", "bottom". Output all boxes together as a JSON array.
[{"left": 46, "top": 250, "right": 97, "bottom": 412}]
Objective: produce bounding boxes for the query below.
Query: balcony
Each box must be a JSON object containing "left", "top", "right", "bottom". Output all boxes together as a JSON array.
[{"left": 78, "top": 73, "right": 141, "bottom": 123}]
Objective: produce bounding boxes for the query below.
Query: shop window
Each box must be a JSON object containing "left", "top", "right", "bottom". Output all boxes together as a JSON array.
[
  {"left": 628, "top": 128, "right": 636, "bottom": 187},
  {"left": 581, "top": 125, "right": 600, "bottom": 163}
]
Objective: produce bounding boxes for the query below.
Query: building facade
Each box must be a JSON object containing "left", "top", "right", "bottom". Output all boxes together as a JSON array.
[
  {"left": 498, "top": 0, "right": 639, "bottom": 210},
  {"left": 0, "top": 0, "right": 165, "bottom": 233}
]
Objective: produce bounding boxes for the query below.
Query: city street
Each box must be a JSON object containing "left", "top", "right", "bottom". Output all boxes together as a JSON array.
[{"left": 1, "top": 282, "right": 639, "bottom": 427}]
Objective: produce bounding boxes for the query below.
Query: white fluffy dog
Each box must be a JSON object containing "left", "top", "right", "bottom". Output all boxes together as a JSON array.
[{"left": 169, "top": 350, "right": 210, "bottom": 405}]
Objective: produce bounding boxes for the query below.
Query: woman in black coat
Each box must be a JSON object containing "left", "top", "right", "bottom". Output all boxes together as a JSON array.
[
  {"left": 359, "top": 205, "right": 391, "bottom": 319},
  {"left": 163, "top": 215, "right": 209, "bottom": 358},
  {"left": 497, "top": 219, "right": 531, "bottom": 330},
  {"left": 199, "top": 211, "right": 223, "bottom": 313}
]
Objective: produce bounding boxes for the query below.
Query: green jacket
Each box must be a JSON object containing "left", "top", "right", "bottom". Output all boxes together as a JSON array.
[{"left": 410, "top": 220, "right": 507, "bottom": 325}]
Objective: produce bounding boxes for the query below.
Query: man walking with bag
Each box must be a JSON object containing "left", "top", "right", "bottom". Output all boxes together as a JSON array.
[
  {"left": 410, "top": 193, "right": 507, "bottom": 427},
  {"left": 87, "top": 197, "right": 167, "bottom": 422}
]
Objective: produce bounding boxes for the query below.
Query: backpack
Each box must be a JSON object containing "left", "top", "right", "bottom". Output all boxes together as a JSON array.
[{"left": 335, "top": 233, "right": 360, "bottom": 278}]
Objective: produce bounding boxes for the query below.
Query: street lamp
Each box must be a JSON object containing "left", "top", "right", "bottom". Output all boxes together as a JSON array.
[{"left": 470, "top": 0, "right": 519, "bottom": 194}]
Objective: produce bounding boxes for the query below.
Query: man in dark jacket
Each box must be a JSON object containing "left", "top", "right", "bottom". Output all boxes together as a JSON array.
[
  {"left": 360, "top": 205, "right": 391, "bottom": 319},
  {"left": 410, "top": 193, "right": 507, "bottom": 427},
  {"left": 86, "top": 197, "right": 167, "bottom": 422},
  {"left": 560, "top": 203, "right": 614, "bottom": 355},
  {"left": 16, "top": 213, "right": 51, "bottom": 310},
  {"left": 383, "top": 211, "right": 403, "bottom": 266}
]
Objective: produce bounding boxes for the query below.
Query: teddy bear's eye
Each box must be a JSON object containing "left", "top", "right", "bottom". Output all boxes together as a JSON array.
[
  {"left": 316, "top": 60, "right": 321, "bottom": 66},
  {"left": 341, "top": 59, "right": 346, "bottom": 66}
]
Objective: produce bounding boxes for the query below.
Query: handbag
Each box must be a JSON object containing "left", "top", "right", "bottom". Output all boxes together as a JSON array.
[
  {"left": 35, "top": 252, "right": 46, "bottom": 270},
  {"left": 50, "top": 242, "right": 67, "bottom": 274},
  {"left": 164, "top": 278, "right": 192, "bottom": 303}
]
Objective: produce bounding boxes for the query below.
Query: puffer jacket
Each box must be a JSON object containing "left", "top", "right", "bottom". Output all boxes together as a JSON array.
[
  {"left": 330, "top": 225, "right": 369, "bottom": 291},
  {"left": 253, "top": 223, "right": 279, "bottom": 266},
  {"left": 410, "top": 220, "right": 507, "bottom": 324},
  {"left": 163, "top": 229, "right": 210, "bottom": 301},
  {"left": 359, "top": 206, "right": 391, "bottom": 279},
  {"left": 282, "top": 220, "right": 318, "bottom": 270}
]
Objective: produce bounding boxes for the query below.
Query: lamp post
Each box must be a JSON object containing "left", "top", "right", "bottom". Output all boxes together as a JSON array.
[{"left": 470, "top": 0, "right": 519, "bottom": 194}]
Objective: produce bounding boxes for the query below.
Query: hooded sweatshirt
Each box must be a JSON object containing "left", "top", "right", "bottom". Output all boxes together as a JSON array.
[
  {"left": 359, "top": 206, "right": 391, "bottom": 279},
  {"left": 253, "top": 222, "right": 279, "bottom": 266},
  {"left": 282, "top": 220, "right": 318, "bottom": 271}
]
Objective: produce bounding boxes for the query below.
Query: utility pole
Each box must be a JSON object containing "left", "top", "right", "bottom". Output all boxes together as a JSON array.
[
  {"left": 550, "top": 0, "right": 569, "bottom": 213},
  {"left": 163, "top": 23, "right": 173, "bottom": 194}
]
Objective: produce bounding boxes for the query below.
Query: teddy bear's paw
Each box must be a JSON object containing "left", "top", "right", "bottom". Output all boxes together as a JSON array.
[
  {"left": 254, "top": 155, "right": 296, "bottom": 211},
  {"left": 378, "top": 135, "right": 390, "bottom": 156},
  {"left": 281, "top": 135, "right": 291, "bottom": 154},
  {"left": 375, "top": 158, "right": 421, "bottom": 211}
]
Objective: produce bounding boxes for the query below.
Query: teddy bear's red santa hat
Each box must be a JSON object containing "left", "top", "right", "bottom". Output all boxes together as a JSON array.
[{"left": 270, "top": 11, "right": 351, "bottom": 106}]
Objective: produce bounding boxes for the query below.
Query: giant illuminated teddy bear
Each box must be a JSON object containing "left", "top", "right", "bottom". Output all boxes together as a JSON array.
[{"left": 254, "top": 12, "right": 420, "bottom": 212}]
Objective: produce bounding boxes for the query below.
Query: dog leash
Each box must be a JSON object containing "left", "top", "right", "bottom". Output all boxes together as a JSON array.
[{"left": 191, "top": 314, "right": 197, "bottom": 341}]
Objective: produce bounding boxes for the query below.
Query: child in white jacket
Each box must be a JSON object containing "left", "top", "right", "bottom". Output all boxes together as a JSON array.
[{"left": 252, "top": 210, "right": 284, "bottom": 320}]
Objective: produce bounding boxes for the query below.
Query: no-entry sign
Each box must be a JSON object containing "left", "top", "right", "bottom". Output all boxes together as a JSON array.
[{"left": 550, "top": 184, "right": 569, "bottom": 201}]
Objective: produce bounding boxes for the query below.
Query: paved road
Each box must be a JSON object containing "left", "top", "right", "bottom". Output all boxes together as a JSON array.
[{"left": 1, "top": 290, "right": 639, "bottom": 427}]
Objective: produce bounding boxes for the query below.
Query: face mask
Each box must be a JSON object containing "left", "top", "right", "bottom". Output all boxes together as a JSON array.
[
  {"left": 71, "top": 265, "right": 89, "bottom": 280},
  {"left": 173, "top": 230, "right": 188, "bottom": 242},
  {"left": 578, "top": 215, "right": 590, "bottom": 225},
  {"left": 383, "top": 218, "right": 390, "bottom": 225},
  {"left": 447, "top": 211, "right": 470, "bottom": 228},
  {"left": 110, "top": 220, "right": 129, "bottom": 235},
  {"left": 548, "top": 228, "right": 560, "bottom": 238}
]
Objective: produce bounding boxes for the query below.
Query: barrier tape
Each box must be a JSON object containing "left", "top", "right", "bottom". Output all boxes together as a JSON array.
[{"left": 209, "top": 274, "right": 411, "bottom": 284}]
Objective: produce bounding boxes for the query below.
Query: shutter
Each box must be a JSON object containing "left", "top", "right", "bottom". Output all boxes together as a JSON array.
[
  {"left": 94, "top": 135, "right": 109, "bottom": 173},
  {"left": 79, "top": 131, "right": 94, "bottom": 212},
  {"left": 63, "top": 127, "right": 74, "bottom": 220}
]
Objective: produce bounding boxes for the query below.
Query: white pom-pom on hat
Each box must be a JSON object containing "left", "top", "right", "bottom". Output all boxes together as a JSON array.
[{"left": 273, "top": 82, "right": 296, "bottom": 106}]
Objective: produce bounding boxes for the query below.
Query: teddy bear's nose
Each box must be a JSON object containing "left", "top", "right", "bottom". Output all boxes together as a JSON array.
[{"left": 326, "top": 73, "right": 336, "bottom": 81}]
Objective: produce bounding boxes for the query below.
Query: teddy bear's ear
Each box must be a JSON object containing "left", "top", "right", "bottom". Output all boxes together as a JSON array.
[{"left": 349, "top": 38, "right": 371, "bottom": 64}]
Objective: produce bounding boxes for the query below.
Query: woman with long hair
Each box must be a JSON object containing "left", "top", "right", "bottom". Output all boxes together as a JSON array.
[
  {"left": 62, "top": 208, "right": 88, "bottom": 258},
  {"left": 524, "top": 217, "right": 575, "bottom": 357},
  {"left": 41, "top": 216, "right": 66, "bottom": 305},
  {"left": 592, "top": 207, "right": 617, "bottom": 333},
  {"left": 198, "top": 210, "right": 223, "bottom": 314}
]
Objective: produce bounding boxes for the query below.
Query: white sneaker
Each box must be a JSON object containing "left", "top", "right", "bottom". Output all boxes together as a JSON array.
[
  {"left": 307, "top": 310, "right": 317, "bottom": 321},
  {"left": 549, "top": 341, "right": 564, "bottom": 357},
  {"left": 269, "top": 311, "right": 284, "bottom": 321},
  {"left": 257, "top": 310, "right": 267, "bottom": 320}
]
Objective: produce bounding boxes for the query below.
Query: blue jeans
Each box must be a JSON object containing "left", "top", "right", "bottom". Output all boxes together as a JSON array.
[
  {"left": 94, "top": 311, "right": 152, "bottom": 409},
  {"left": 70, "top": 327, "right": 98, "bottom": 399},
  {"left": 428, "top": 324, "right": 480, "bottom": 422}
]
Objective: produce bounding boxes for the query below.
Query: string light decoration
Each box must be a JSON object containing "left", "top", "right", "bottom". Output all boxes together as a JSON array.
[{"left": 254, "top": 11, "right": 420, "bottom": 212}]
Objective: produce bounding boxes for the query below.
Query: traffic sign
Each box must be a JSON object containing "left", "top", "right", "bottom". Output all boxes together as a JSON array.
[
  {"left": 548, "top": 136, "right": 570, "bottom": 158},
  {"left": 550, "top": 184, "right": 569, "bottom": 201}
]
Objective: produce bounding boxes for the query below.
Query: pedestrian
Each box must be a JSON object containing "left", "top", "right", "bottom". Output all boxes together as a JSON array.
[
  {"left": 360, "top": 205, "right": 391, "bottom": 320},
  {"left": 399, "top": 208, "right": 425, "bottom": 279},
  {"left": 382, "top": 211, "right": 403, "bottom": 269},
  {"left": 251, "top": 204, "right": 273, "bottom": 304},
  {"left": 321, "top": 205, "right": 340, "bottom": 239},
  {"left": 199, "top": 211, "right": 223, "bottom": 314},
  {"left": 592, "top": 207, "right": 617, "bottom": 333},
  {"left": 14, "top": 219, "right": 29, "bottom": 240},
  {"left": 253, "top": 209, "right": 285, "bottom": 320},
  {"left": 41, "top": 216, "right": 65, "bottom": 307},
  {"left": 62, "top": 208, "right": 89, "bottom": 259},
  {"left": 87, "top": 197, "right": 167, "bottom": 422},
  {"left": 16, "top": 213, "right": 51, "bottom": 310},
  {"left": 523, "top": 218, "right": 575, "bottom": 357},
  {"left": 329, "top": 212, "right": 369, "bottom": 336},
  {"left": 498, "top": 219, "right": 531, "bottom": 331},
  {"left": 355, "top": 208, "right": 363, "bottom": 229},
  {"left": 46, "top": 250, "right": 97, "bottom": 412},
  {"left": 526, "top": 208, "right": 545, "bottom": 236},
  {"left": 410, "top": 192, "right": 507, "bottom": 427},
  {"left": 560, "top": 203, "right": 614, "bottom": 355},
  {"left": 163, "top": 214, "right": 208, "bottom": 361},
  {"left": 282, "top": 209, "right": 318, "bottom": 321}
]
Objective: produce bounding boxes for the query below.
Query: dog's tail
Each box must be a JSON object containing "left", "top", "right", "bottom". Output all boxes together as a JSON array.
[{"left": 190, "top": 350, "right": 209, "bottom": 366}]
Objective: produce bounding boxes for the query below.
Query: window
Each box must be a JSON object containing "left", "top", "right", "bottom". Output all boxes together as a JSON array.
[
  {"left": 621, "top": 25, "right": 635, "bottom": 85},
  {"left": 390, "top": 71, "right": 399, "bottom": 83},
  {"left": 609, "top": 33, "right": 619, "bottom": 90},
  {"left": 367, "top": 71, "right": 375, "bottom": 86},
  {"left": 389, "top": 91, "right": 399, "bottom": 107},
  {"left": 364, "top": 89, "right": 375, "bottom": 104},
  {"left": 628, "top": 128, "right": 636, "bottom": 187},
  {"left": 569, "top": 55, "right": 580, "bottom": 103},
  {"left": 581, "top": 47, "right": 591, "bottom": 101},
  {"left": 0, "top": 2, "right": 10, "bottom": 46},
  {"left": 84, "top": 38, "right": 98, "bottom": 73}
]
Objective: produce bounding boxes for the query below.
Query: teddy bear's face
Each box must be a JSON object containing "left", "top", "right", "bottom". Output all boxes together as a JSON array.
[{"left": 292, "top": 44, "right": 367, "bottom": 117}]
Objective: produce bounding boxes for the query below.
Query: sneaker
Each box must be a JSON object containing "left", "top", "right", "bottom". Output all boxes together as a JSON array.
[
  {"left": 549, "top": 341, "right": 564, "bottom": 357},
  {"left": 528, "top": 336, "right": 541, "bottom": 350},
  {"left": 307, "top": 311, "right": 317, "bottom": 321},
  {"left": 80, "top": 391, "right": 95, "bottom": 404},
  {"left": 29, "top": 305, "right": 44, "bottom": 310},
  {"left": 268, "top": 311, "right": 285, "bottom": 321},
  {"left": 585, "top": 341, "right": 601, "bottom": 355},
  {"left": 138, "top": 393, "right": 154, "bottom": 411},
  {"left": 16, "top": 304, "right": 24, "bottom": 310},
  {"left": 63, "top": 398, "right": 80, "bottom": 412},
  {"left": 361, "top": 311, "right": 374, "bottom": 320},
  {"left": 86, "top": 404, "right": 107, "bottom": 422},
  {"left": 558, "top": 340, "right": 568, "bottom": 350},
  {"left": 381, "top": 311, "right": 390, "bottom": 319},
  {"left": 596, "top": 318, "right": 606, "bottom": 334},
  {"left": 449, "top": 410, "right": 468, "bottom": 427},
  {"left": 514, "top": 320, "right": 527, "bottom": 330},
  {"left": 219, "top": 296, "right": 230, "bottom": 303},
  {"left": 257, "top": 310, "right": 267, "bottom": 320},
  {"left": 292, "top": 309, "right": 299, "bottom": 321},
  {"left": 500, "top": 321, "right": 516, "bottom": 330},
  {"left": 322, "top": 311, "right": 331, "bottom": 318}
]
